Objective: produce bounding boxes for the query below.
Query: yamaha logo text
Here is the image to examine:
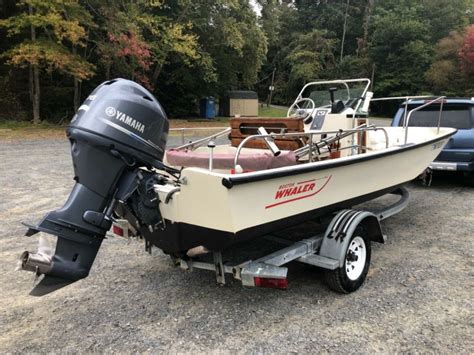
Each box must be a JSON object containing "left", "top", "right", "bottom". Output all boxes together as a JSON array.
[{"left": 105, "top": 106, "right": 145, "bottom": 134}]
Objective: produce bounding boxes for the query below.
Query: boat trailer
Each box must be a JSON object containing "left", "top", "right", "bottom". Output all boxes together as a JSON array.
[{"left": 112, "top": 187, "right": 409, "bottom": 293}]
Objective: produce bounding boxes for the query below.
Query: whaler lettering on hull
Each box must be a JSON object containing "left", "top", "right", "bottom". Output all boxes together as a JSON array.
[
  {"left": 275, "top": 181, "right": 316, "bottom": 199},
  {"left": 265, "top": 175, "right": 332, "bottom": 209}
]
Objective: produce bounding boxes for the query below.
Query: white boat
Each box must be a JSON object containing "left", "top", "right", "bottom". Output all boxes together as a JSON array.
[
  {"left": 154, "top": 79, "right": 454, "bottom": 253},
  {"left": 19, "top": 78, "right": 456, "bottom": 294}
]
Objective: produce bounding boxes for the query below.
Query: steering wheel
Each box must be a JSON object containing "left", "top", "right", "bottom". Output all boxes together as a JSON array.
[{"left": 287, "top": 98, "right": 316, "bottom": 120}]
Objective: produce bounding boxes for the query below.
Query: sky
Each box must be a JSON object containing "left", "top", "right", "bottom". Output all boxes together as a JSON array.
[{"left": 250, "top": 0, "right": 262, "bottom": 16}]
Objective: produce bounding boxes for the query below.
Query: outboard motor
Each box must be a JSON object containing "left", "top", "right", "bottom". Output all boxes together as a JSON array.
[{"left": 20, "top": 79, "right": 169, "bottom": 295}]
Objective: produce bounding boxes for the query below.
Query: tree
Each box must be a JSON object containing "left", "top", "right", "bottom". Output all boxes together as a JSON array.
[
  {"left": 423, "top": 0, "right": 472, "bottom": 42},
  {"left": 370, "top": 2, "right": 433, "bottom": 96},
  {"left": 259, "top": 0, "right": 282, "bottom": 49},
  {"left": 0, "top": 0, "right": 94, "bottom": 123},
  {"left": 340, "top": 0, "right": 350, "bottom": 61},
  {"left": 459, "top": 25, "right": 474, "bottom": 77},
  {"left": 156, "top": 0, "right": 267, "bottom": 115},
  {"left": 358, "top": 0, "right": 375, "bottom": 57},
  {"left": 284, "top": 30, "right": 337, "bottom": 84},
  {"left": 1, "top": 0, "right": 472, "bottom": 122},
  {"left": 102, "top": 30, "right": 153, "bottom": 88},
  {"left": 426, "top": 25, "right": 474, "bottom": 96},
  {"left": 94, "top": 0, "right": 201, "bottom": 90}
]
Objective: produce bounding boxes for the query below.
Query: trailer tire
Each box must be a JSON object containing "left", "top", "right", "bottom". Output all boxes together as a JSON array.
[{"left": 324, "top": 228, "right": 371, "bottom": 293}]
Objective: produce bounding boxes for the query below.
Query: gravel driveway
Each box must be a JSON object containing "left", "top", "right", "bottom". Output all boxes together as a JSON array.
[{"left": 0, "top": 132, "right": 472, "bottom": 353}]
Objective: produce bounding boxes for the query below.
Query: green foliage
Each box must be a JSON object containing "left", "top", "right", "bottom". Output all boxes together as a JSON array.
[
  {"left": 423, "top": 0, "right": 472, "bottom": 42},
  {"left": 1, "top": 0, "right": 473, "bottom": 121},
  {"left": 426, "top": 25, "right": 474, "bottom": 96},
  {"left": 3, "top": 39, "right": 94, "bottom": 79},
  {"left": 156, "top": 0, "right": 267, "bottom": 115},
  {"left": 0, "top": 0, "right": 95, "bottom": 79},
  {"left": 285, "top": 30, "right": 337, "bottom": 83},
  {"left": 370, "top": 3, "right": 433, "bottom": 95},
  {"left": 258, "top": 0, "right": 473, "bottom": 106},
  {"left": 94, "top": 0, "right": 202, "bottom": 90}
]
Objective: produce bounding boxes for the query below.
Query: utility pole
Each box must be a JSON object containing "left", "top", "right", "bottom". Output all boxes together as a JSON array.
[{"left": 267, "top": 67, "right": 276, "bottom": 107}]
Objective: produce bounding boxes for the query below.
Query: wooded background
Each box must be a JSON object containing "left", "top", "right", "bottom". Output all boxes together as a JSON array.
[{"left": 0, "top": 0, "right": 473, "bottom": 123}]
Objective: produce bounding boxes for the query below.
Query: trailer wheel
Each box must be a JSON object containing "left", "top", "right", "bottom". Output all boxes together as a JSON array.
[{"left": 324, "top": 228, "right": 371, "bottom": 293}]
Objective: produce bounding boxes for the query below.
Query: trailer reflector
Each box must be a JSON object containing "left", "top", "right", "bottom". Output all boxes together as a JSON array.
[
  {"left": 112, "top": 225, "right": 124, "bottom": 237},
  {"left": 254, "top": 277, "right": 288, "bottom": 290}
]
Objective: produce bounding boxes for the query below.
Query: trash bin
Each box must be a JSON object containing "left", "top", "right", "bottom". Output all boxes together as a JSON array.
[{"left": 199, "top": 97, "right": 216, "bottom": 119}]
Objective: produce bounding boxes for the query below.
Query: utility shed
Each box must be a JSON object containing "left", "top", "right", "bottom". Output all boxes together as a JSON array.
[{"left": 220, "top": 90, "right": 258, "bottom": 117}]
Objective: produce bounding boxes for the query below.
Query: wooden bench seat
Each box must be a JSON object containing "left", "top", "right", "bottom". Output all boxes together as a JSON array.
[{"left": 230, "top": 117, "right": 305, "bottom": 150}]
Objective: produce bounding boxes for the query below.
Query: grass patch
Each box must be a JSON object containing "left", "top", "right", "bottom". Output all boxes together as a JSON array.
[
  {"left": 169, "top": 117, "right": 230, "bottom": 128},
  {"left": 0, "top": 105, "right": 291, "bottom": 141},
  {"left": 258, "top": 105, "right": 288, "bottom": 117},
  {"left": 0, "top": 120, "right": 66, "bottom": 141},
  {"left": 0, "top": 120, "right": 64, "bottom": 130}
]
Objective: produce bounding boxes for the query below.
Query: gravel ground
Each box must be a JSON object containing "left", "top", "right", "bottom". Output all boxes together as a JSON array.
[{"left": 0, "top": 132, "right": 473, "bottom": 353}]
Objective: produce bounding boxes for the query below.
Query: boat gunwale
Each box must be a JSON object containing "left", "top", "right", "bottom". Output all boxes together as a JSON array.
[{"left": 221, "top": 128, "right": 457, "bottom": 189}]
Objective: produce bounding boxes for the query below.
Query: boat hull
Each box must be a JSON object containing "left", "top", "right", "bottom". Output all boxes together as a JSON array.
[
  {"left": 149, "top": 127, "right": 455, "bottom": 254},
  {"left": 146, "top": 182, "right": 405, "bottom": 253}
]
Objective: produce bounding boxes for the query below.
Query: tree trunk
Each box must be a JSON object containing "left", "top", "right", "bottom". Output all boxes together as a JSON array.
[
  {"left": 340, "top": 0, "right": 350, "bottom": 62},
  {"left": 29, "top": 3, "right": 41, "bottom": 124},
  {"left": 32, "top": 65, "right": 40, "bottom": 124},
  {"left": 152, "top": 60, "right": 165, "bottom": 84},
  {"left": 72, "top": 46, "right": 81, "bottom": 111},
  {"left": 74, "top": 78, "right": 80, "bottom": 111},
  {"left": 360, "top": 0, "right": 375, "bottom": 56},
  {"left": 28, "top": 65, "right": 33, "bottom": 103}
]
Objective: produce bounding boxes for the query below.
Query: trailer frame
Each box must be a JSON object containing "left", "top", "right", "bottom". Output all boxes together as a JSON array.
[{"left": 163, "top": 187, "right": 410, "bottom": 292}]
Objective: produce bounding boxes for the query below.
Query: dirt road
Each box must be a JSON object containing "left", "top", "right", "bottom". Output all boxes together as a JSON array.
[{"left": 0, "top": 134, "right": 472, "bottom": 353}]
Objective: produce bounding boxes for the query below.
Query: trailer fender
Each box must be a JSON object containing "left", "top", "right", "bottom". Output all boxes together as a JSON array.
[{"left": 319, "top": 209, "right": 384, "bottom": 268}]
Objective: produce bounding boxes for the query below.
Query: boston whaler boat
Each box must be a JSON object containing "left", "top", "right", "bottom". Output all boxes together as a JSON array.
[{"left": 19, "top": 78, "right": 455, "bottom": 295}]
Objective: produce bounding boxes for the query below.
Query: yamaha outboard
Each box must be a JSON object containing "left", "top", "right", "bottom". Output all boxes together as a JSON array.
[{"left": 20, "top": 79, "right": 170, "bottom": 295}]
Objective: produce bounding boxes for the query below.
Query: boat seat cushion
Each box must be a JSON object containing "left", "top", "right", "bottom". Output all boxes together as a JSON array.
[{"left": 166, "top": 149, "right": 297, "bottom": 171}]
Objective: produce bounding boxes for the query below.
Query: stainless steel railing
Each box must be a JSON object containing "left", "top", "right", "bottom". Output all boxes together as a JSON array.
[
  {"left": 172, "top": 127, "right": 230, "bottom": 149},
  {"left": 369, "top": 95, "right": 446, "bottom": 144},
  {"left": 233, "top": 125, "right": 389, "bottom": 170},
  {"left": 168, "top": 124, "right": 391, "bottom": 174},
  {"left": 403, "top": 96, "right": 445, "bottom": 144}
]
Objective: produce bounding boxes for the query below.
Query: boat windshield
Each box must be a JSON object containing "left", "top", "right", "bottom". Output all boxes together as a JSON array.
[{"left": 300, "top": 81, "right": 368, "bottom": 108}]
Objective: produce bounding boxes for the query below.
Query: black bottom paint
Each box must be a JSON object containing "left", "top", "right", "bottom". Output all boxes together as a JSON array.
[{"left": 145, "top": 183, "right": 406, "bottom": 254}]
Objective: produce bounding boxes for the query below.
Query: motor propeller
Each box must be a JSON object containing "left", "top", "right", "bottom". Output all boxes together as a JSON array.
[
  {"left": 18, "top": 234, "right": 54, "bottom": 275},
  {"left": 16, "top": 234, "right": 76, "bottom": 296}
]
